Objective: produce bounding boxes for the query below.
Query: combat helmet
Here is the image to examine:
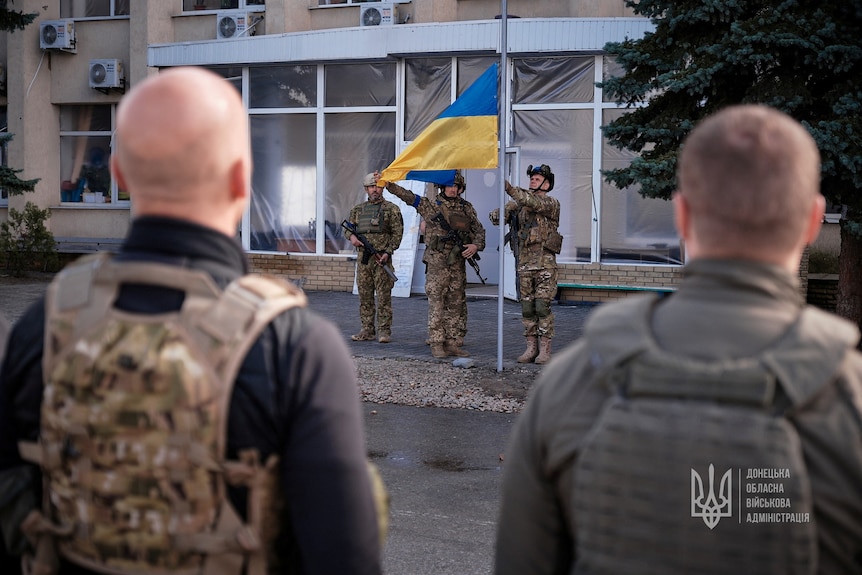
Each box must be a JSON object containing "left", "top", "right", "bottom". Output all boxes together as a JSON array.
[
  {"left": 527, "top": 164, "right": 554, "bottom": 191},
  {"left": 437, "top": 170, "right": 466, "bottom": 194}
]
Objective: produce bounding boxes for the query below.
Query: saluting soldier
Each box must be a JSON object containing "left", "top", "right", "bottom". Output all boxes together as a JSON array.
[
  {"left": 345, "top": 172, "right": 404, "bottom": 343},
  {"left": 490, "top": 164, "right": 562, "bottom": 364}
]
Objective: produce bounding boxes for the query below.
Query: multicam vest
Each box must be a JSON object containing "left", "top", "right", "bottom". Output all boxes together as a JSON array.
[
  {"left": 572, "top": 295, "right": 858, "bottom": 575},
  {"left": 18, "top": 253, "right": 307, "bottom": 575}
]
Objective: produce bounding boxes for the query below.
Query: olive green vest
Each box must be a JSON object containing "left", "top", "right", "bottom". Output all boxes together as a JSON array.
[{"left": 572, "top": 294, "right": 858, "bottom": 575}]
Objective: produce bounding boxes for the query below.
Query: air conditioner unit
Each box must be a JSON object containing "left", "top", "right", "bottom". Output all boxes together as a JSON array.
[
  {"left": 40, "top": 19, "right": 76, "bottom": 52},
  {"left": 89, "top": 59, "right": 124, "bottom": 91},
  {"left": 360, "top": 3, "right": 398, "bottom": 27},
  {"left": 216, "top": 12, "right": 249, "bottom": 39}
]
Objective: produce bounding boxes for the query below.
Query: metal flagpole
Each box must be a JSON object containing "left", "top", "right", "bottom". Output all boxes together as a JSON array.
[{"left": 496, "top": 0, "right": 508, "bottom": 372}]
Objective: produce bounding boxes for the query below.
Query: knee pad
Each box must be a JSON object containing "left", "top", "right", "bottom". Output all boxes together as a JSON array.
[
  {"left": 521, "top": 299, "right": 536, "bottom": 320},
  {"left": 534, "top": 299, "right": 551, "bottom": 319}
]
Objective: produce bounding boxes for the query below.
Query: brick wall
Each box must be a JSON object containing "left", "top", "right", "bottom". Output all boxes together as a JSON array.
[
  {"left": 249, "top": 253, "right": 356, "bottom": 291},
  {"left": 806, "top": 274, "right": 838, "bottom": 313},
  {"left": 556, "top": 262, "right": 684, "bottom": 303}
]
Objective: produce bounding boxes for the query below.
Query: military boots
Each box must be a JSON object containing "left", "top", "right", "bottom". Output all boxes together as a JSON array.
[
  {"left": 517, "top": 336, "right": 539, "bottom": 363},
  {"left": 535, "top": 337, "right": 552, "bottom": 364}
]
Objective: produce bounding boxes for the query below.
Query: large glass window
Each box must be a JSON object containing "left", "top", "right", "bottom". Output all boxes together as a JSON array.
[
  {"left": 325, "top": 112, "right": 396, "bottom": 253},
  {"left": 513, "top": 57, "right": 594, "bottom": 104},
  {"left": 250, "top": 66, "right": 316, "bottom": 109},
  {"left": 59, "top": 105, "right": 126, "bottom": 204},
  {"left": 325, "top": 63, "right": 395, "bottom": 107},
  {"left": 61, "top": 0, "right": 129, "bottom": 17},
  {"left": 600, "top": 108, "right": 679, "bottom": 264},
  {"left": 404, "top": 58, "right": 451, "bottom": 140},
  {"left": 249, "top": 115, "right": 316, "bottom": 252},
  {"left": 248, "top": 62, "right": 396, "bottom": 254}
]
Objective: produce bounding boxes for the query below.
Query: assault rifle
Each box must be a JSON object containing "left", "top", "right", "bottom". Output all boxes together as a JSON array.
[
  {"left": 341, "top": 220, "right": 398, "bottom": 282},
  {"left": 431, "top": 213, "right": 487, "bottom": 284},
  {"left": 504, "top": 209, "right": 521, "bottom": 288}
]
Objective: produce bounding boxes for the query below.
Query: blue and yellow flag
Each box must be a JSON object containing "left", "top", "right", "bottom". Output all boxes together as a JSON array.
[{"left": 380, "top": 63, "right": 499, "bottom": 186}]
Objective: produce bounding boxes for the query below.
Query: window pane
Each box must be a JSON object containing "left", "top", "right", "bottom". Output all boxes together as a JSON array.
[
  {"left": 324, "top": 112, "right": 396, "bottom": 254},
  {"left": 324, "top": 62, "right": 396, "bottom": 107},
  {"left": 249, "top": 114, "right": 317, "bottom": 252},
  {"left": 250, "top": 66, "right": 316, "bottom": 109},
  {"left": 61, "top": 0, "right": 111, "bottom": 17},
  {"left": 60, "top": 106, "right": 111, "bottom": 132},
  {"left": 206, "top": 66, "right": 243, "bottom": 95},
  {"left": 404, "top": 58, "right": 451, "bottom": 140},
  {"left": 457, "top": 57, "right": 498, "bottom": 97},
  {"left": 0, "top": 108, "right": 7, "bottom": 201},
  {"left": 513, "top": 109, "right": 593, "bottom": 262},
  {"left": 602, "top": 56, "right": 625, "bottom": 103},
  {"left": 115, "top": 0, "right": 129, "bottom": 15},
  {"left": 60, "top": 136, "right": 112, "bottom": 203},
  {"left": 600, "top": 109, "right": 680, "bottom": 264},
  {"left": 513, "top": 57, "right": 594, "bottom": 104}
]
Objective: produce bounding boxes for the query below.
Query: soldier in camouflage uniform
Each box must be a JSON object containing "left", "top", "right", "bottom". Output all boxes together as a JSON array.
[
  {"left": 377, "top": 170, "right": 485, "bottom": 359},
  {"left": 344, "top": 174, "right": 404, "bottom": 343},
  {"left": 345, "top": 173, "right": 404, "bottom": 343},
  {"left": 490, "top": 164, "right": 561, "bottom": 364}
]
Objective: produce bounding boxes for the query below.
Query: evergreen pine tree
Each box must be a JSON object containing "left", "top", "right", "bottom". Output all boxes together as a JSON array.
[{"left": 601, "top": 0, "right": 862, "bottom": 333}]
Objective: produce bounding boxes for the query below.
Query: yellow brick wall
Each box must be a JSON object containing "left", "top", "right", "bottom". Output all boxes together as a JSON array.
[
  {"left": 556, "top": 262, "right": 684, "bottom": 303},
  {"left": 249, "top": 254, "right": 356, "bottom": 292}
]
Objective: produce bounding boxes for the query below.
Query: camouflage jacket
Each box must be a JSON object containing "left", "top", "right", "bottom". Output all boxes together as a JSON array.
[
  {"left": 386, "top": 181, "right": 485, "bottom": 268},
  {"left": 345, "top": 199, "right": 404, "bottom": 257},
  {"left": 505, "top": 184, "right": 561, "bottom": 271}
]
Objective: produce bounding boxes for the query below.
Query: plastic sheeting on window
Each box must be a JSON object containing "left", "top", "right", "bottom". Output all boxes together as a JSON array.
[
  {"left": 324, "top": 112, "right": 396, "bottom": 254},
  {"left": 404, "top": 58, "right": 452, "bottom": 141},
  {"left": 457, "top": 57, "right": 500, "bottom": 96},
  {"left": 249, "top": 114, "right": 317, "bottom": 252},
  {"left": 513, "top": 57, "right": 595, "bottom": 105},
  {"left": 513, "top": 109, "right": 593, "bottom": 263},
  {"left": 250, "top": 66, "right": 316, "bottom": 109},
  {"left": 601, "top": 109, "right": 680, "bottom": 265},
  {"left": 325, "top": 63, "right": 396, "bottom": 107}
]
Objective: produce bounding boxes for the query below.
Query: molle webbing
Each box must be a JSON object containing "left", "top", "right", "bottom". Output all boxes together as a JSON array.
[
  {"left": 571, "top": 295, "right": 858, "bottom": 575},
  {"left": 23, "top": 253, "right": 306, "bottom": 575}
]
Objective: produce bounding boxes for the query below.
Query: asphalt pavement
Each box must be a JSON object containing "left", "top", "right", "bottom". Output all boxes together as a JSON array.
[{"left": 0, "top": 276, "right": 596, "bottom": 575}]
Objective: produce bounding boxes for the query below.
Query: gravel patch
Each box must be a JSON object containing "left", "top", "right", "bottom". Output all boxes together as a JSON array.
[{"left": 355, "top": 356, "right": 535, "bottom": 413}]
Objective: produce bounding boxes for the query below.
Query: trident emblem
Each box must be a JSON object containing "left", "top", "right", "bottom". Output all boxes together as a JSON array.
[{"left": 691, "top": 464, "right": 732, "bottom": 529}]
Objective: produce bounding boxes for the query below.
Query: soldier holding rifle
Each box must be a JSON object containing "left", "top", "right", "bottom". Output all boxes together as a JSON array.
[{"left": 344, "top": 172, "right": 404, "bottom": 343}]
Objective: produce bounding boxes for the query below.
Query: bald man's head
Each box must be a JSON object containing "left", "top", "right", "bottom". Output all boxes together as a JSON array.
[
  {"left": 676, "top": 105, "right": 823, "bottom": 264},
  {"left": 112, "top": 67, "right": 250, "bottom": 232}
]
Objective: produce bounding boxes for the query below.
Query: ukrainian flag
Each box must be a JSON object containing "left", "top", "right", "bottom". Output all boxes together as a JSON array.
[{"left": 380, "top": 63, "right": 499, "bottom": 186}]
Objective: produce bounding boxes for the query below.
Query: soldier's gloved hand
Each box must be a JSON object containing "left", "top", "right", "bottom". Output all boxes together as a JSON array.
[
  {"left": 504, "top": 180, "right": 515, "bottom": 195},
  {"left": 489, "top": 208, "right": 500, "bottom": 225}
]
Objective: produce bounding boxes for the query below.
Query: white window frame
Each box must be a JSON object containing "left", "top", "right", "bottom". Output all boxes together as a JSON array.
[{"left": 58, "top": 105, "right": 127, "bottom": 207}]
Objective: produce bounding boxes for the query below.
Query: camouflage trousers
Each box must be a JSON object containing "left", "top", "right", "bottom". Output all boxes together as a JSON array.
[
  {"left": 357, "top": 259, "right": 396, "bottom": 335},
  {"left": 425, "top": 261, "right": 467, "bottom": 345},
  {"left": 518, "top": 266, "right": 557, "bottom": 339}
]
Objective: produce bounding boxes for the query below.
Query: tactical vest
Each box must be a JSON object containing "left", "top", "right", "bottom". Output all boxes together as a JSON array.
[
  {"left": 355, "top": 202, "right": 385, "bottom": 235},
  {"left": 18, "top": 253, "right": 307, "bottom": 575},
  {"left": 572, "top": 295, "right": 858, "bottom": 575}
]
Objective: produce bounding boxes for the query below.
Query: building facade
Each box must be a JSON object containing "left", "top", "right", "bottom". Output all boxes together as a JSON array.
[{"left": 2, "top": 0, "right": 685, "bottom": 301}]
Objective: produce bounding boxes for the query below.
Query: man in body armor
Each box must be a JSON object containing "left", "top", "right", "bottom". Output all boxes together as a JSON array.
[
  {"left": 0, "top": 68, "right": 382, "bottom": 575},
  {"left": 345, "top": 172, "right": 404, "bottom": 343},
  {"left": 376, "top": 170, "right": 485, "bottom": 359},
  {"left": 495, "top": 106, "right": 862, "bottom": 574},
  {"left": 490, "top": 164, "right": 562, "bottom": 364}
]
